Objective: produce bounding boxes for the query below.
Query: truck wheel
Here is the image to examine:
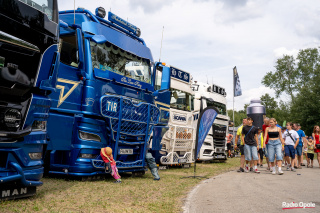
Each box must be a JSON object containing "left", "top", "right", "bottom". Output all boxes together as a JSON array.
[{"left": 132, "top": 171, "right": 145, "bottom": 177}]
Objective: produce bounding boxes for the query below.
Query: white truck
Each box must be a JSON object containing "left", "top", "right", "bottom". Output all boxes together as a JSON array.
[
  {"left": 158, "top": 66, "right": 199, "bottom": 166},
  {"left": 192, "top": 82, "right": 229, "bottom": 161}
]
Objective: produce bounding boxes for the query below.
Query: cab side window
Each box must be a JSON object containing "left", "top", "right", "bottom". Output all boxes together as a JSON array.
[{"left": 60, "top": 34, "right": 79, "bottom": 68}]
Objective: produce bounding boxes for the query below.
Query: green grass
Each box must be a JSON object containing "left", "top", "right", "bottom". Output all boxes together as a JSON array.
[{"left": 0, "top": 158, "right": 238, "bottom": 213}]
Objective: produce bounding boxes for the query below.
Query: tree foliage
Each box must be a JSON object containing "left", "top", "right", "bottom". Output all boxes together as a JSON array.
[
  {"left": 260, "top": 93, "right": 278, "bottom": 118},
  {"left": 262, "top": 47, "right": 320, "bottom": 135}
]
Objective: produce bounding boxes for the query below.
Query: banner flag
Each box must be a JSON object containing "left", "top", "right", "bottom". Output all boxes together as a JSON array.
[
  {"left": 233, "top": 66, "right": 242, "bottom": 97},
  {"left": 195, "top": 107, "right": 219, "bottom": 158}
]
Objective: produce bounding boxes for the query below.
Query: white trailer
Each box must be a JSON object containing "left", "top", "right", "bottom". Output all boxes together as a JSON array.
[
  {"left": 192, "top": 82, "right": 229, "bottom": 161},
  {"left": 159, "top": 66, "right": 199, "bottom": 166}
]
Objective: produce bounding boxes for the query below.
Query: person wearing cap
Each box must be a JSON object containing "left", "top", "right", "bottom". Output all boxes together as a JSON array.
[
  {"left": 100, "top": 147, "right": 121, "bottom": 183},
  {"left": 293, "top": 123, "right": 307, "bottom": 169}
]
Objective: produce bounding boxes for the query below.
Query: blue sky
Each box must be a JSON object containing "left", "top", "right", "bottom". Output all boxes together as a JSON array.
[{"left": 58, "top": 0, "right": 320, "bottom": 110}]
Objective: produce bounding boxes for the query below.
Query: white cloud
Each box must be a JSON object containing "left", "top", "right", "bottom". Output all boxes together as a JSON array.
[{"left": 273, "top": 47, "right": 299, "bottom": 59}]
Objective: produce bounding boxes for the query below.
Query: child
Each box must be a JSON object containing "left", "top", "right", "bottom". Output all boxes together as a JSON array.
[
  {"left": 307, "top": 137, "right": 315, "bottom": 168},
  {"left": 257, "top": 128, "right": 264, "bottom": 167},
  {"left": 100, "top": 147, "right": 121, "bottom": 183}
]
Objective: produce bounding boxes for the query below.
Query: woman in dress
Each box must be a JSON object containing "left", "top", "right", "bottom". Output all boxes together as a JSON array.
[{"left": 312, "top": 125, "right": 320, "bottom": 168}]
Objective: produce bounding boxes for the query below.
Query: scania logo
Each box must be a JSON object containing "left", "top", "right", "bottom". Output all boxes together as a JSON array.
[{"left": 173, "top": 115, "right": 186, "bottom": 122}]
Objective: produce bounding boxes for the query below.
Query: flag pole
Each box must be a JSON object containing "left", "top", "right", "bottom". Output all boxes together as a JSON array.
[{"left": 233, "top": 67, "right": 235, "bottom": 140}]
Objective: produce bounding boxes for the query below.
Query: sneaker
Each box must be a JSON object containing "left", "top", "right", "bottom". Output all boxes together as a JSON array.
[
  {"left": 286, "top": 166, "right": 290, "bottom": 171},
  {"left": 250, "top": 167, "right": 253, "bottom": 172},
  {"left": 154, "top": 178, "right": 160, "bottom": 181},
  {"left": 254, "top": 169, "right": 260, "bottom": 174},
  {"left": 260, "top": 164, "right": 263, "bottom": 168},
  {"left": 272, "top": 170, "right": 276, "bottom": 175},
  {"left": 278, "top": 170, "right": 284, "bottom": 175},
  {"left": 291, "top": 168, "right": 296, "bottom": 172},
  {"left": 237, "top": 167, "right": 245, "bottom": 172},
  {"left": 282, "top": 163, "right": 285, "bottom": 167},
  {"left": 114, "top": 179, "right": 122, "bottom": 183},
  {"left": 245, "top": 166, "right": 249, "bottom": 173}
]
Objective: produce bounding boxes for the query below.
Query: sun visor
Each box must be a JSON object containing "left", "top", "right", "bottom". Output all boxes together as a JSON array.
[{"left": 82, "top": 22, "right": 153, "bottom": 61}]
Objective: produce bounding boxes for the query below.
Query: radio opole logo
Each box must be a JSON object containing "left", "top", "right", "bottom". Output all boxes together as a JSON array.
[{"left": 282, "top": 202, "right": 315, "bottom": 210}]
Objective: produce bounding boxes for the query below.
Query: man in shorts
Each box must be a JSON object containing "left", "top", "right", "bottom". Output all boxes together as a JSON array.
[
  {"left": 234, "top": 118, "right": 247, "bottom": 172},
  {"left": 283, "top": 122, "right": 299, "bottom": 172},
  {"left": 241, "top": 117, "right": 260, "bottom": 173},
  {"left": 226, "top": 133, "right": 233, "bottom": 158},
  {"left": 293, "top": 123, "right": 306, "bottom": 169}
]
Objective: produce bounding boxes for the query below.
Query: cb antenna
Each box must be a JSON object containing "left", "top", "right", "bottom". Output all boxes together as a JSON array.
[{"left": 159, "top": 26, "right": 164, "bottom": 62}]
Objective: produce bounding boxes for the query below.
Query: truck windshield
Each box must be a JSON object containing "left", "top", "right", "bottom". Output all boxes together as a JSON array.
[
  {"left": 170, "top": 88, "right": 194, "bottom": 112},
  {"left": 19, "top": 0, "right": 55, "bottom": 21},
  {"left": 206, "top": 99, "right": 226, "bottom": 115},
  {"left": 90, "top": 41, "right": 152, "bottom": 84}
]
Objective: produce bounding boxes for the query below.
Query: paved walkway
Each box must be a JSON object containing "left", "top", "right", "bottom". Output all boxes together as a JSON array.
[{"left": 183, "top": 160, "right": 320, "bottom": 213}]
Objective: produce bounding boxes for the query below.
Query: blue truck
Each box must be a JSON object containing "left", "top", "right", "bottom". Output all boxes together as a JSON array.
[
  {"left": 45, "top": 7, "right": 171, "bottom": 177},
  {"left": 0, "top": 0, "right": 59, "bottom": 199}
]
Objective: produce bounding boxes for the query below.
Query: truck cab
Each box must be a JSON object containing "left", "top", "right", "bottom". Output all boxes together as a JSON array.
[
  {"left": 192, "top": 82, "right": 229, "bottom": 161},
  {"left": 152, "top": 66, "right": 199, "bottom": 166},
  {"left": 45, "top": 7, "right": 170, "bottom": 177},
  {"left": 0, "top": 0, "right": 59, "bottom": 199}
]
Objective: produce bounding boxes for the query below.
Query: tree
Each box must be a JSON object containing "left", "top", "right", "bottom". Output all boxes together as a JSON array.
[
  {"left": 262, "top": 48, "right": 320, "bottom": 134},
  {"left": 262, "top": 55, "right": 298, "bottom": 100},
  {"left": 227, "top": 109, "right": 247, "bottom": 127},
  {"left": 260, "top": 93, "right": 278, "bottom": 118}
]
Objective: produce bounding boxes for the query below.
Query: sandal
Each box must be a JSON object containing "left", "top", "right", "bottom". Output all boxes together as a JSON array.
[{"left": 307, "top": 165, "right": 310, "bottom": 168}]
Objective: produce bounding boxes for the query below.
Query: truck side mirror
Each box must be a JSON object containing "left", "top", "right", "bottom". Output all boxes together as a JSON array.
[
  {"left": 76, "top": 28, "right": 85, "bottom": 69},
  {"left": 160, "top": 66, "right": 170, "bottom": 91}
]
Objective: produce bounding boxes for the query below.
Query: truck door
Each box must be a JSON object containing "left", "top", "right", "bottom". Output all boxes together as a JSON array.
[{"left": 47, "top": 29, "right": 84, "bottom": 151}]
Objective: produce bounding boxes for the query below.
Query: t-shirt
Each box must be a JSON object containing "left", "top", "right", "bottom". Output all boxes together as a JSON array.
[
  {"left": 258, "top": 132, "right": 264, "bottom": 148},
  {"left": 242, "top": 125, "right": 258, "bottom": 146},
  {"left": 307, "top": 142, "right": 315, "bottom": 154},
  {"left": 296, "top": 129, "right": 306, "bottom": 147},
  {"left": 237, "top": 125, "right": 244, "bottom": 145},
  {"left": 282, "top": 130, "right": 299, "bottom": 146},
  {"left": 262, "top": 124, "right": 269, "bottom": 144}
]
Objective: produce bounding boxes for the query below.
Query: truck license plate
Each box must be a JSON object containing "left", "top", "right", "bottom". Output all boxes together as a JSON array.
[
  {"left": 119, "top": 149, "right": 133, "bottom": 154},
  {"left": 178, "top": 159, "right": 187, "bottom": 163}
]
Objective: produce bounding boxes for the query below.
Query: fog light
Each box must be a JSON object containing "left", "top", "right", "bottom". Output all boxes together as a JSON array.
[
  {"left": 203, "top": 149, "right": 211, "bottom": 154},
  {"left": 79, "top": 131, "right": 101, "bottom": 142},
  {"left": 32, "top": 120, "right": 47, "bottom": 131},
  {"left": 4, "top": 109, "right": 21, "bottom": 128},
  {"left": 29, "top": 152, "right": 42, "bottom": 160},
  {"left": 79, "top": 153, "right": 96, "bottom": 159}
]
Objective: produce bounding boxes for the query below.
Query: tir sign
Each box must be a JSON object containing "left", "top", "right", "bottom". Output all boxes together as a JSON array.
[{"left": 106, "top": 101, "right": 117, "bottom": 112}]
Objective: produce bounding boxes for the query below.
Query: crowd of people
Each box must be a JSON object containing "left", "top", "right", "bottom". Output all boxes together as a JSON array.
[{"left": 233, "top": 117, "right": 320, "bottom": 175}]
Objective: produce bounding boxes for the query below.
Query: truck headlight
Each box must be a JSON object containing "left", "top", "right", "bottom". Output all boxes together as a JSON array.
[
  {"left": 29, "top": 152, "right": 42, "bottom": 160},
  {"left": 4, "top": 109, "right": 21, "bottom": 128},
  {"left": 79, "top": 153, "right": 97, "bottom": 159},
  {"left": 32, "top": 120, "right": 47, "bottom": 131},
  {"left": 79, "top": 131, "right": 101, "bottom": 142}
]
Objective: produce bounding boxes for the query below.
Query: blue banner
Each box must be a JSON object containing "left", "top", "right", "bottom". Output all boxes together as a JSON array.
[
  {"left": 233, "top": 66, "right": 242, "bottom": 97},
  {"left": 195, "top": 107, "right": 219, "bottom": 157},
  {"left": 171, "top": 66, "right": 190, "bottom": 83}
]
